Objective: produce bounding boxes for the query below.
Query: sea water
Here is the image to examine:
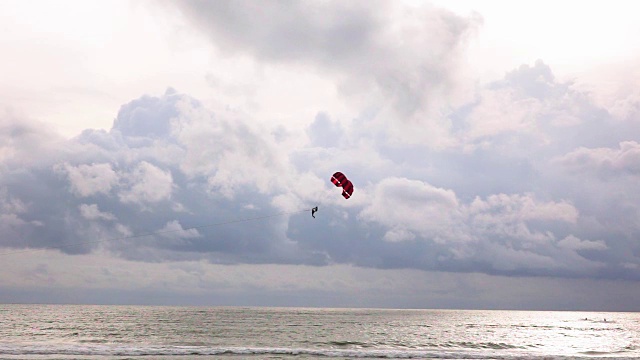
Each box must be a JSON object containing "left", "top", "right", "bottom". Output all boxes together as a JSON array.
[{"left": 0, "top": 305, "right": 638, "bottom": 359}]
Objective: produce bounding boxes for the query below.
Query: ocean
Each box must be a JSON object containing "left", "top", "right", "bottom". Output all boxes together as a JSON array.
[{"left": 0, "top": 305, "right": 638, "bottom": 360}]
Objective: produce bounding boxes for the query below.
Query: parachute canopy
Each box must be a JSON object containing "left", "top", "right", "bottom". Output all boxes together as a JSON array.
[{"left": 331, "top": 171, "right": 354, "bottom": 199}]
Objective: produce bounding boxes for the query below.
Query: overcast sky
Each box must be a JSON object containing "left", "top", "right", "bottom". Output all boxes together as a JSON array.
[{"left": 2, "top": 0, "right": 640, "bottom": 311}]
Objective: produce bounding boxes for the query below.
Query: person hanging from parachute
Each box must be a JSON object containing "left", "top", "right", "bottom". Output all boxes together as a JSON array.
[{"left": 311, "top": 171, "right": 354, "bottom": 218}]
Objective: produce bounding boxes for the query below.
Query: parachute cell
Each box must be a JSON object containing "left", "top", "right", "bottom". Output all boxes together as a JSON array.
[
  {"left": 331, "top": 172, "right": 347, "bottom": 187},
  {"left": 341, "top": 179, "right": 353, "bottom": 199}
]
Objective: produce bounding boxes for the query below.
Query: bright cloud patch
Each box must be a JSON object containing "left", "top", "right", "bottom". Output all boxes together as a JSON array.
[
  {"left": 57, "top": 163, "right": 118, "bottom": 197},
  {"left": 79, "top": 204, "right": 116, "bottom": 221},
  {"left": 360, "top": 177, "right": 460, "bottom": 242},
  {"left": 555, "top": 141, "right": 640, "bottom": 177},
  {"left": 118, "top": 161, "right": 174, "bottom": 205},
  {"left": 557, "top": 235, "right": 607, "bottom": 251},
  {"left": 469, "top": 193, "right": 577, "bottom": 223}
]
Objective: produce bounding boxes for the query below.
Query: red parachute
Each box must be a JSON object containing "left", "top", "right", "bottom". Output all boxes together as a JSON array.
[{"left": 331, "top": 171, "right": 354, "bottom": 199}]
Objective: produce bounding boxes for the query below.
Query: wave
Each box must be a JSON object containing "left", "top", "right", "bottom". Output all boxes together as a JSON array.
[
  {"left": 0, "top": 344, "right": 636, "bottom": 359},
  {"left": 443, "top": 341, "right": 521, "bottom": 350}
]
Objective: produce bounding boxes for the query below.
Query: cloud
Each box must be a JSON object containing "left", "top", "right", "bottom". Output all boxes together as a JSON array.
[
  {"left": 466, "top": 193, "right": 578, "bottom": 239},
  {"left": 557, "top": 235, "right": 607, "bottom": 251},
  {"left": 0, "top": 191, "right": 33, "bottom": 249},
  {"left": 112, "top": 89, "right": 180, "bottom": 139},
  {"left": 0, "top": 109, "right": 64, "bottom": 165},
  {"left": 118, "top": 161, "right": 174, "bottom": 205},
  {"left": 157, "top": 220, "right": 201, "bottom": 240},
  {"left": 360, "top": 177, "right": 461, "bottom": 242},
  {"left": 2, "top": 0, "right": 640, "bottom": 293},
  {"left": 307, "top": 112, "right": 344, "bottom": 148},
  {"left": 56, "top": 163, "right": 119, "bottom": 197},
  {"left": 355, "top": 179, "right": 594, "bottom": 277},
  {"left": 55, "top": 160, "right": 175, "bottom": 206},
  {"left": 576, "top": 56, "right": 640, "bottom": 122},
  {"left": 554, "top": 141, "right": 640, "bottom": 177},
  {"left": 167, "top": 0, "right": 482, "bottom": 146},
  {"left": 175, "top": 104, "right": 284, "bottom": 199},
  {"left": 2, "top": 62, "right": 638, "bottom": 280},
  {"left": 79, "top": 204, "right": 116, "bottom": 221}
]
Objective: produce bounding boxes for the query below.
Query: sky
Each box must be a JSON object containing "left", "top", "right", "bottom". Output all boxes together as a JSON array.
[{"left": 1, "top": 0, "right": 640, "bottom": 311}]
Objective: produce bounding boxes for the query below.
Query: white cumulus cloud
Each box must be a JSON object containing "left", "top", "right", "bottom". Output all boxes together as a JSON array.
[
  {"left": 57, "top": 163, "right": 119, "bottom": 197},
  {"left": 118, "top": 161, "right": 174, "bottom": 204}
]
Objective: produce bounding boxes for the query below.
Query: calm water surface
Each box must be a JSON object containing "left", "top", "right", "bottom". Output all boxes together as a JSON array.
[{"left": 0, "top": 305, "right": 638, "bottom": 359}]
